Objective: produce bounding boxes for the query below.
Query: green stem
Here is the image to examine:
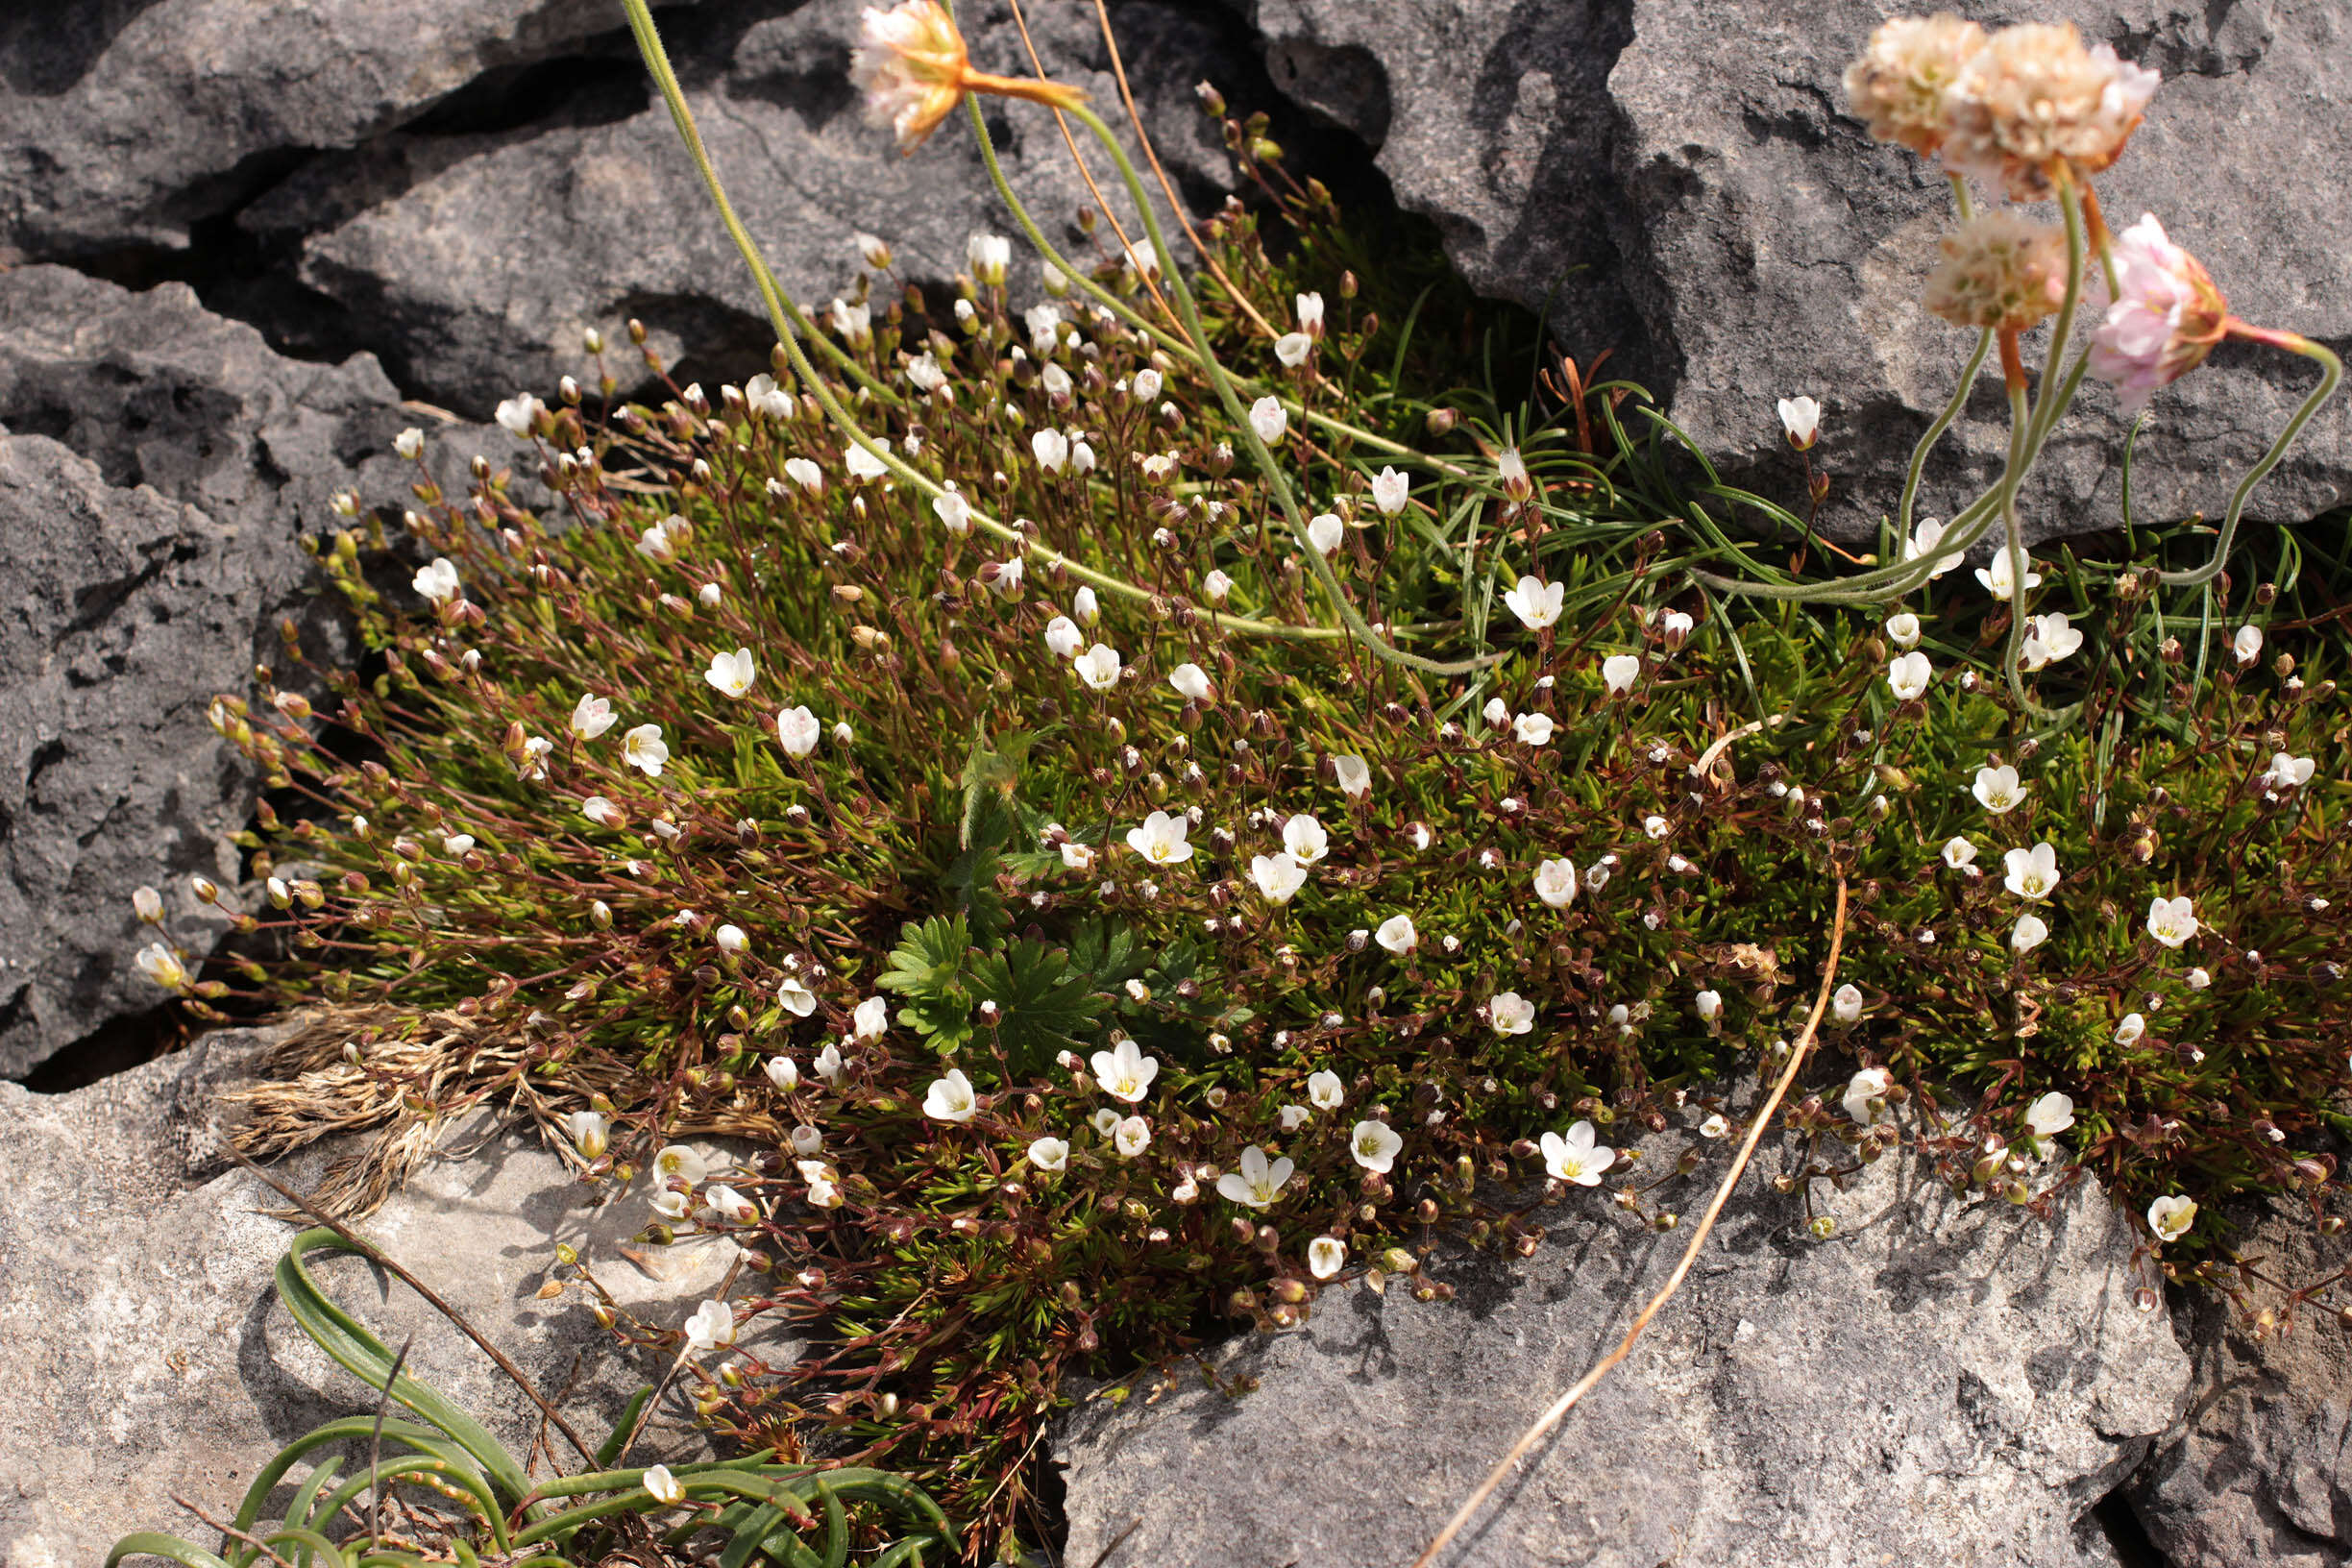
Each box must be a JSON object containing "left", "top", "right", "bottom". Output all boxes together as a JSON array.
[
  {"left": 2159, "top": 335, "right": 2343, "bottom": 588},
  {"left": 1898, "top": 330, "right": 1991, "bottom": 548},
  {"left": 1061, "top": 102, "right": 1495, "bottom": 675},
  {"left": 1994, "top": 383, "right": 2064, "bottom": 723}
]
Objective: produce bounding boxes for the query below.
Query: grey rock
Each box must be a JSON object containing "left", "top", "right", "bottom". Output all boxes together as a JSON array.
[
  {"left": 294, "top": 0, "right": 1245, "bottom": 415},
  {"left": 0, "top": 1025, "right": 753, "bottom": 1568},
  {"left": 1254, "top": 0, "right": 2352, "bottom": 542},
  {"left": 2128, "top": 1190, "right": 2352, "bottom": 1567},
  {"left": 1057, "top": 1132, "right": 2189, "bottom": 1568}
]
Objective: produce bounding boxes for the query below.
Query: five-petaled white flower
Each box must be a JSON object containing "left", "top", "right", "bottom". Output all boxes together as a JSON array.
[
  {"left": 1602, "top": 654, "right": 1641, "bottom": 696},
  {"left": 413, "top": 558, "right": 461, "bottom": 603},
  {"left": 1091, "top": 1038, "right": 1160, "bottom": 1103},
  {"left": 1942, "top": 836, "right": 1979, "bottom": 870},
  {"left": 2115, "top": 1013, "right": 2145, "bottom": 1045},
  {"left": 2024, "top": 1091, "right": 2074, "bottom": 1139},
  {"left": 1075, "top": 644, "right": 1122, "bottom": 691},
  {"left": 1168, "top": 662, "right": 1213, "bottom": 702},
  {"left": 495, "top": 393, "right": 545, "bottom": 436},
  {"left": 1113, "top": 1115, "right": 1152, "bottom": 1157},
  {"left": 1248, "top": 396, "right": 1287, "bottom": 447},
  {"left": 2022, "top": 612, "right": 2084, "bottom": 670},
  {"left": 1972, "top": 764, "right": 2025, "bottom": 814},
  {"left": 1777, "top": 395, "right": 1821, "bottom": 450},
  {"left": 1032, "top": 428, "right": 1069, "bottom": 473},
  {"left": 1332, "top": 754, "right": 1372, "bottom": 796},
  {"left": 623, "top": 723, "right": 669, "bottom": 776},
  {"left": 684, "top": 1299, "right": 736, "bottom": 1353},
  {"left": 923, "top": 1067, "right": 978, "bottom": 1123},
  {"left": 1974, "top": 550, "right": 2043, "bottom": 601},
  {"left": 2011, "top": 913, "right": 2050, "bottom": 953},
  {"left": 2145, "top": 895, "right": 2197, "bottom": 948},
  {"left": 1843, "top": 1067, "right": 1895, "bottom": 1126},
  {"left": 1831, "top": 984, "right": 1864, "bottom": 1024},
  {"left": 2003, "top": 842, "right": 2062, "bottom": 900},
  {"left": 1513, "top": 712, "right": 1556, "bottom": 746},
  {"left": 652, "top": 1143, "right": 709, "bottom": 1185},
  {"left": 1308, "top": 1237, "right": 1347, "bottom": 1279},
  {"left": 1903, "top": 517, "right": 1964, "bottom": 578},
  {"left": 1540, "top": 1120, "right": 1615, "bottom": 1185},
  {"left": 1533, "top": 858, "right": 1579, "bottom": 909},
  {"left": 704, "top": 647, "right": 756, "bottom": 698},
  {"left": 570, "top": 694, "right": 617, "bottom": 740},
  {"left": 1307, "top": 512, "right": 1344, "bottom": 555},
  {"left": 2147, "top": 1193, "right": 2197, "bottom": 1243},
  {"left": 1307, "top": 1070, "right": 1344, "bottom": 1110},
  {"left": 1886, "top": 612, "right": 1922, "bottom": 650},
  {"left": 2233, "top": 625, "right": 2263, "bottom": 665},
  {"left": 2265, "top": 752, "right": 2315, "bottom": 791},
  {"left": 1371, "top": 467, "right": 1409, "bottom": 515},
  {"left": 776, "top": 974, "right": 819, "bottom": 1017},
  {"left": 776, "top": 705, "right": 821, "bottom": 758},
  {"left": 1126, "top": 810, "right": 1193, "bottom": 866},
  {"left": 1490, "top": 992, "right": 1536, "bottom": 1035},
  {"left": 853, "top": 995, "right": 891, "bottom": 1039},
  {"left": 1375, "top": 915, "right": 1417, "bottom": 955},
  {"left": 1251, "top": 853, "right": 1308, "bottom": 904},
  {"left": 1274, "top": 331, "right": 1312, "bottom": 367},
  {"left": 1886, "top": 650, "right": 1933, "bottom": 700},
  {"left": 563, "top": 1110, "right": 609, "bottom": 1160},
  {"left": 1281, "top": 814, "right": 1329, "bottom": 866},
  {"left": 1504, "top": 576, "right": 1564, "bottom": 631},
  {"left": 1217, "top": 1144, "right": 1295, "bottom": 1208},
  {"left": 1028, "top": 1136, "right": 1069, "bottom": 1171},
  {"left": 1350, "top": 1119, "right": 1403, "bottom": 1173}
]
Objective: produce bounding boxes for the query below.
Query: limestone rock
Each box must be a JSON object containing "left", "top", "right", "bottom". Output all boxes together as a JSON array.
[
  {"left": 1056, "top": 1132, "right": 2189, "bottom": 1568},
  {"left": 0, "top": 1026, "right": 752, "bottom": 1568},
  {"left": 2128, "top": 1190, "right": 2352, "bottom": 1567}
]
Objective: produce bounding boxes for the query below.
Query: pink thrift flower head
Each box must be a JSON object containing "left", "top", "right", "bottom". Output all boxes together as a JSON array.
[
  {"left": 2088, "top": 212, "right": 2230, "bottom": 416},
  {"left": 1923, "top": 210, "right": 2069, "bottom": 334},
  {"left": 1939, "top": 22, "right": 2161, "bottom": 200},
  {"left": 1844, "top": 13, "right": 1988, "bottom": 158}
]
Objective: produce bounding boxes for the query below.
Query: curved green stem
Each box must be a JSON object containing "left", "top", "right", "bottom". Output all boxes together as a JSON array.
[
  {"left": 1993, "top": 382, "right": 2065, "bottom": 723},
  {"left": 1060, "top": 102, "right": 1495, "bottom": 675},
  {"left": 2159, "top": 334, "right": 2343, "bottom": 588},
  {"left": 1898, "top": 329, "right": 1992, "bottom": 547}
]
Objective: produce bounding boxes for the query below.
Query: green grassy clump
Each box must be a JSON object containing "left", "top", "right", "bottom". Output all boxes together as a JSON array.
[{"left": 159, "top": 156, "right": 2352, "bottom": 1549}]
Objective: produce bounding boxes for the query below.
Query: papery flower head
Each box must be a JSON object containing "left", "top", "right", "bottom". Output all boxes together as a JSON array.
[
  {"left": 1091, "top": 1037, "right": 1160, "bottom": 1102},
  {"left": 1216, "top": 1144, "right": 1294, "bottom": 1209},
  {"left": 1539, "top": 1120, "right": 1614, "bottom": 1186},
  {"left": 2088, "top": 213, "right": 2228, "bottom": 416},
  {"left": 1844, "top": 13, "right": 1987, "bottom": 156},
  {"left": 1923, "top": 210, "right": 2068, "bottom": 332},
  {"left": 1940, "top": 22, "right": 2160, "bottom": 200}
]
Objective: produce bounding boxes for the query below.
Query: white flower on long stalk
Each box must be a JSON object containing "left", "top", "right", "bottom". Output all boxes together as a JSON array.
[
  {"left": 1075, "top": 644, "right": 1122, "bottom": 691},
  {"left": 1374, "top": 915, "right": 1417, "bottom": 955},
  {"left": 776, "top": 706, "right": 821, "bottom": 758},
  {"left": 2003, "top": 842, "right": 2062, "bottom": 900},
  {"left": 1777, "top": 395, "right": 1820, "bottom": 450},
  {"left": 1972, "top": 764, "right": 2026, "bottom": 814},
  {"left": 2233, "top": 625, "right": 2263, "bottom": 665},
  {"left": 704, "top": 648, "right": 756, "bottom": 698},
  {"left": 1202, "top": 569, "right": 1234, "bottom": 603},
  {"left": 1886, "top": 650, "right": 1933, "bottom": 700},
  {"left": 2011, "top": 913, "right": 2050, "bottom": 953},
  {"left": 2021, "top": 612, "right": 2084, "bottom": 671},
  {"left": 623, "top": 724, "right": 669, "bottom": 776},
  {"left": 1602, "top": 654, "right": 1641, "bottom": 696},
  {"left": 495, "top": 393, "right": 545, "bottom": 436},
  {"left": 932, "top": 488, "right": 970, "bottom": 535},
  {"left": 1974, "top": 549, "right": 2043, "bottom": 601},
  {"left": 1904, "top": 518, "right": 1964, "bottom": 578},
  {"left": 1307, "top": 512, "right": 1344, "bottom": 555},
  {"left": 1032, "top": 428, "right": 1069, "bottom": 473},
  {"left": 1126, "top": 810, "right": 1193, "bottom": 866},
  {"left": 1540, "top": 1121, "right": 1614, "bottom": 1186},
  {"left": 1886, "top": 612, "right": 1922, "bottom": 649},
  {"left": 830, "top": 297, "right": 874, "bottom": 349},
  {"left": 652, "top": 1144, "right": 708, "bottom": 1185},
  {"left": 413, "top": 558, "right": 461, "bottom": 602},
  {"left": 1167, "top": 662, "right": 1212, "bottom": 702},
  {"left": 1091, "top": 1038, "right": 1160, "bottom": 1103},
  {"left": 685, "top": 1299, "right": 737, "bottom": 1353},
  {"left": 1248, "top": 396, "right": 1287, "bottom": 446},
  {"left": 967, "top": 231, "right": 1010, "bottom": 286},
  {"left": 1216, "top": 1145, "right": 1294, "bottom": 1209},
  {"left": 923, "top": 1067, "right": 978, "bottom": 1123},
  {"left": 1349, "top": 1119, "right": 1402, "bottom": 1173},
  {"left": 2145, "top": 895, "right": 2197, "bottom": 948},
  {"left": 569, "top": 694, "right": 618, "bottom": 741},
  {"left": 1371, "top": 467, "right": 1409, "bottom": 515},
  {"left": 765, "top": 1053, "right": 803, "bottom": 1091},
  {"left": 1332, "top": 754, "right": 1371, "bottom": 797},
  {"left": 1274, "top": 331, "right": 1312, "bottom": 368},
  {"left": 1504, "top": 576, "right": 1563, "bottom": 630}
]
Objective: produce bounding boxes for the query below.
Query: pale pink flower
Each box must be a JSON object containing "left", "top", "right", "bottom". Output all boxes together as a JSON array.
[{"left": 2088, "top": 213, "right": 2229, "bottom": 416}]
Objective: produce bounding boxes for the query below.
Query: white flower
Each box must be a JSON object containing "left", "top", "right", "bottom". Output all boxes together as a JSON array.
[
  {"left": 923, "top": 1067, "right": 978, "bottom": 1123},
  {"left": 684, "top": 1299, "right": 737, "bottom": 1353},
  {"left": 2147, "top": 1193, "right": 2197, "bottom": 1243},
  {"left": 932, "top": 488, "right": 971, "bottom": 536},
  {"left": 830, "top": 296, "right": 874, "bottom": 349},
  {"left": 1831, "top": 984, "right": 1864, "bottom": 1024},
  {"left": 1089, "top": 1108, "right": 1122, "bottom": 1138},
  {"left": 132, "top": 885, "right": 163, "bottom": 923},
  {"left": 1124, "top": 242, "right": 1163, "bottom": 283},
  {"left": 790, "top": 1125, "right": 824, "bottom": 1158},
  {"left": 1060, "top": 840, "right": 1096, "bottom": 871},
  {"left": 1168, "top": 662, "right": 1213, "bottom": 702},
  {"left": 1251, "top": 853, "right": 1308, "bottom": 904},
  {"left": 1375, "top": 915, "right": 1417, "bottom": 955},
  {"left": 1371, "top": 467, "right": 1409, "bottom": 515},
  {"left": 1278, "top": 1104, "right": 1311, "bottom": 1132},
  {"left": 2003, "top": 842, "right": 2062, "bottom": 900},
  {"left": 1659, "top": 609, "right": 1694, "bottom": 644},
  {"left": 814, "top": 1042, "right": 845, "bottom": 1082},
  {"left": 1540, "top": 1121, "right": 1615, "bottom": 1186},
  {"left": 1307, "top": 512, "right": 1344, "bottom": 555},
  {"left": 851, "top": 995, "right": 891, "bottom": 1040},
  {"left": 581, "top": 796, "right": 623, "bottom": 829},
  {"left": 1216, "top": 1144, "right": 1295, "bottom": 1208},
  {"left": 1490, "top": 992, "right": 1536, "bottom": 1036},
  {"left": 845, "top": 443, "right": 888, "bottom": 480},
  {"left": 570, "top": 694, "right": 618, "bottom": 741},
  {"left": 2027, "top": 612, "right": 2084, "bottom": 668},
  {"left": 1296, "top": 291, "right": 1325, "bottom": 335},
  {"left": 1027, "top": 1136, "right": 1069, "bottom": 1172},
  {"left": 715, "top": 924, "right": 747, "bottom": 955},
  {"left": 1091, "top": 1038, "right": 1161, "bottom": 1103},
  {"left": 1512, "top": 712, "right": 1556, "bottom": 746},
  {"left": 1886, "top": 650, "right": 1933, "bottom": 700},
  {"left": 2266, "top": 752, "right": 2315, "bottom": 791},
  {"left": 652, "top": 1143, "right": 709, "bottom": 1185},
  {"left": 1126, "top": 810, "right": 1193, "bottom": 866},
  {"left": 1075, "top": 644, "right": 1122, "bottom": 691},
  {"left": 775, "top": 705, "right": 821, "bottom": 758},
  {"left": 1274, "top": 331, "right": 1312, "bottom": 368},
  {"left": 623, "top": 723, "right": 669, "bottom": 776},
  {"left": 784, "top": 456, "right": 824, "bottom": 495},
  {"left": 2011, "top": 913, "right": 2050, "bottom": 953},
  {"left": 1307, "top": 1070, "right": 1344, "bottom": 1111},
  {"left": 563, "top": 1110, "right": 609, "bottom": 1160},
  {"left": 1032, "top": 428, "right": 1069, "bottom": 473},
  {"left": 649, "top": 1187, "right": 692, "bottom": 1222},
  {"left": 2024, "top": 1092, "right": 2075, "bottom": 1139},
  {"left": 1972, "top": 765, "right": 2025, "bottom": 814},
  {"left": 1700, "top": 1113, "right": 1731, "bottom": 1139},
  {"left": 966, "top": 231, "right": 1010, "bottom": 286},
  {"left": 1130, "top": 368, "right": 1164, "bottom": 404},
  {"left": 1482, "top": 697, "right": 1510, "bottom": 729},
  {"left": 1695, "top": 989, "right": 1722, "bottom": 1022},
  {"left": 1308, "top": 1237, "right": 1347, "bottom": 1280},
  {"left": 704, "top": 647, "right": 756, "bottom": 698},
  {"left": 1885, "top": 612, "right": 1922, "bottom": 650},
  {"left": 765, "top": 1050, "right": 804, "bottom": 1091},
  {"left": 1031, "top": 616, "right": 1080, "bottom": 661},
  {"left": 2186, "top": 967, "right": 2211, "bottom": 991},
  {"left": 1248, "top": 396, "right": 1287, "bottom": 447},
  {"left": 637, "top": 520, "right": 681, "bottom": 563},
  {"left": 1843, "top": 1067, "right": 1895, "bottom": 1127},
  {"left": 1504, "top": 576, "right": 1564, "bottom": 631},
  {"left": 643, "top": 1464, "right": 685, "bottom": 1507},
  {"left": 1904, "top": 517, "right": 1963, "bottom": 578},
  {"left": 1942, "top": 836, "right": 1979, "bottom": 870},
  {"left": 1349, "top": 1119, "right": 1403, "bottom": 1173},
  {"left": 1114, "top": 1115, "right": 1152, "bottom": 1158},
  {"left": 1281, "top": 814, "right": 1329, "bottom": 866},
  {"left": 2233, "top": 625, "right": 2263, "bottom": 665},
  {"left": 413, "top": 558, "right": 461, "bottom": 603},
  {"left": 2146, "top": 895, "right": 2197, "bottom": 948},
  {"left": 776, "top": 972, "right": 819, "bottom": 1018},
  {"left": 1533, "top": 858, "right": 1579, "bottom": 909},
  {"left": 2115, "top": 1013, "right": 2146, "bottom": 1046},
  {"left": 1974, "top": 550, "right": 2043, "bottom": 601},
  {"left": 1069, "top": 586, "right": 1100, "bottom": 626},
  {"left": 495, "top": 393, "right": 545, "bottom": 436},
  {"left": 706, "top": 1183, "right": 759, "bottom": 1226},
  {"left": 1777, "top": 395, "right": 1821, "bottom": 450},
  {"left": 1602, "top": 654, "right": 1641, "bottom": 696},
  {"left": 1202, "top": 569, "right": 1235, "bottom": 604},
  {"left": 1332, "top": 754, "right": 1372, "bottom": 797}
]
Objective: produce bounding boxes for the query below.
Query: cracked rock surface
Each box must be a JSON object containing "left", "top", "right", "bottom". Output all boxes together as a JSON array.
[{"left": 1057, "top": 1129, "right": 2190, "bottom": 1568}]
